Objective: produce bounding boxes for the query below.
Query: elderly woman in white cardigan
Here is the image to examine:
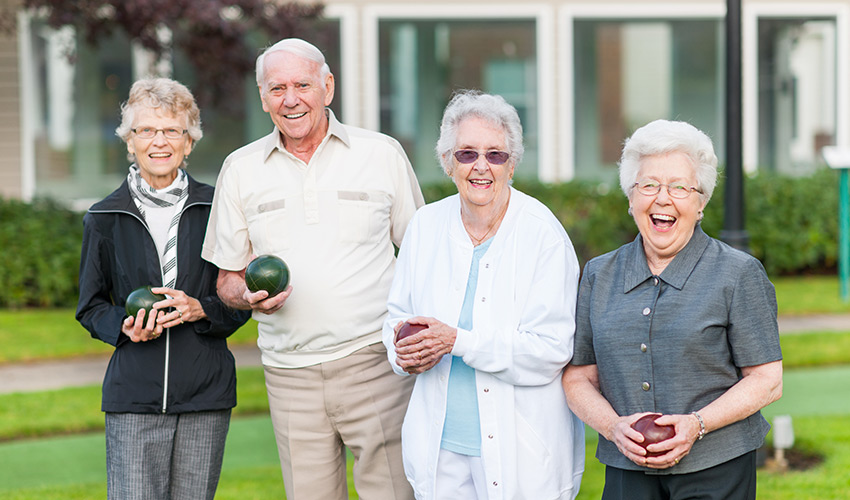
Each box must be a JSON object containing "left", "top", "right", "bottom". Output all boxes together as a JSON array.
[{"left": 382, "top": 90, "right": 585, "bottom": 500}]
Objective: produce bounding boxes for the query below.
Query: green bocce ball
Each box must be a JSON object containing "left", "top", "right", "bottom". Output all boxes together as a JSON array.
[
  {"left": 245, "top": 255, "right": 291, "bottom": 298},
  {"left": 125, "top": 286, "right": 166, "bottom": 317}
]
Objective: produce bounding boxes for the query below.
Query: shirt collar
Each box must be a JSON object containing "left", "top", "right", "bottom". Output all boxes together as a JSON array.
[
  {"left": 623, "top": 224, "right": 711, "bottom": 293},
  {"left": 261, "top": 108, "right": 351, "bottom": 161}
]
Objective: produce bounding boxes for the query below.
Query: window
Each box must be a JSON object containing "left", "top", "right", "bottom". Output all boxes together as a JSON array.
[
  {"left": 572, "top": 18, "right": 724, "bottom": 183},
  {"left": 28, "top": 21, "right": 133, "bottom": 203},
  {"left": 25, "top": 18, "right": 343, "bottom": 205},
  {"left": 757, "top": 18, "right": 836, "bottom": 174},
  {"left": 377, "top": 18, "right": 538, "bottom": 184}
]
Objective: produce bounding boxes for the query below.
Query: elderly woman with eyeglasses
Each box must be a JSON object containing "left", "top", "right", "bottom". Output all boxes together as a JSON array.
[
  {"left": 76, "top": 78, "right": 250, "bottom": 499},
  {"left": 382, "top": 90, "right": 585, "bottom": 499},
  {"left": 562, "top": 119, "right": 783, "bottom": 500}
]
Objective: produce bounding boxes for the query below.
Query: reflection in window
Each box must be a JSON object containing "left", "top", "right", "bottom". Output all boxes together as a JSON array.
[
  {"left": 378, "top": 19, "right": 538, "bottom": 184},
  {"left": 28, "top": 20, "right": 342, "bottom": 204},
  {"left": 758, "top": 18, "right": 835, "bottom": 175},
  {"left": 574, "top": 19, "right": 723, "bottom": 183},
  {"left": 30, "top": 22, "right": 133, "bottom": 202}
]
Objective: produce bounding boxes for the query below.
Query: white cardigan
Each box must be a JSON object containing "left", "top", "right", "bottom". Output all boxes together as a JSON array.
[{"left": 383, "top": 188, "right": 585, "bottom": 500}]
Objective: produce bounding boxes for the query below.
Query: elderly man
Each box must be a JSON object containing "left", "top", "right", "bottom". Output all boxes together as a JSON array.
[{"left": 202, "top": 38, "right": 423, "bottom": 499}]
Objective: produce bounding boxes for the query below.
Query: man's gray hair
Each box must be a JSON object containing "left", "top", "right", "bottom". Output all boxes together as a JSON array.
[
  {"left": 435, "top": 90, "right": 524, "bottom": 176},
  {"left": 256, "top": 38, "right": 331, "bottom": 89},
  {"left": 618, "top": 119, "right": 718, "bottom": 204}
]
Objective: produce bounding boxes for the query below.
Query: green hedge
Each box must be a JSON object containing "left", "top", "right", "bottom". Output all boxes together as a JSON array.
[
  {"left": 0, "top": 168, "right": 841, "bottom": 308},
  {"left": 426, "top": 167, "right": 841, "bottom": 275},
  {"left": 0, "top": 198, "right": 84, "bottom": 308}
]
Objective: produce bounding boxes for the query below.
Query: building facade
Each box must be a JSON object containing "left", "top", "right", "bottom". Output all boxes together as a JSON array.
[{"left": 2, "top": 0, "right": 847, "bottom": 207}]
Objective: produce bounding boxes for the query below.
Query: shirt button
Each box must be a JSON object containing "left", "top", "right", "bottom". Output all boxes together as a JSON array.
[
  {"left": 481, "top": 297, "right": 486, "bottom": 302},
  {"left": 488, "top": 434, "right": 494, "bottom": 439},
  {"left": 359, "top": 193, "right": 368, "bottom": 201},
  {"left": 483, "top": 388, "right": 489, "bottom": 393},
  {"left": 493, "top": 482, "right": 499, "bottom": 487},
  {"left": 642, "top": 382, "right": 651, "bottom": 391},
  {"left": 485, "top": 263, "right": 490, "bottom": 268},
  {"left": 640, "top": 343, "right": 648, "bottom": 352},
  {"left": 653, "top": 277, "right": 659, "bottom": 286},
  {"left": 642, "top": 307, "right": 651, "bottom": 316}
]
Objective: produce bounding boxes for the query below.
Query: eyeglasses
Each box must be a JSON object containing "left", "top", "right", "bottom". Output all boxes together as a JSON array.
[
  {"left": 132, "top": 127, "right": 188, "bottom": 140},
  {"left": 453, "top": 150, "right": 511, "bottom": 165},
  {"left": 633, "top": 181, "right": 702, "bottom": 199}
]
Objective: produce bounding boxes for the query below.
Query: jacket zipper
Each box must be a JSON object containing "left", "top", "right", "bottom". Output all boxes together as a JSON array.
[
  {"left": 90, "top": 200, "right": 208, "bottom": 414},
  {"left": 159, "top": 200, "right": 203, "bottom": 413}
]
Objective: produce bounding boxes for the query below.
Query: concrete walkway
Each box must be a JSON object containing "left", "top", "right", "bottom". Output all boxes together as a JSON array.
[
  {"left": 0, "top": 344, "right": 262, "bottom": 395},
  {"left": 1, "top": 314, "right": 848, "bottom": 395}
]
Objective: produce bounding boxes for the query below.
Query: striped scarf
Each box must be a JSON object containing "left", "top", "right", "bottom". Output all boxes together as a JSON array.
[{"left": 127, "top": 165, "right": 189, "bottom": 289}]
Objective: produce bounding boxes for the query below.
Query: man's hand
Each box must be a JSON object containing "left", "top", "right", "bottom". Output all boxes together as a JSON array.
[{"left": 217, "top": 267, "right": 291, "bottom": 314}]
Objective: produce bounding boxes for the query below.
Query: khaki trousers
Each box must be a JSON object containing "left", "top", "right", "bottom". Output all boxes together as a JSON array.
[{"left": 264, "top": 342, "right": 415, "bottom": 500}]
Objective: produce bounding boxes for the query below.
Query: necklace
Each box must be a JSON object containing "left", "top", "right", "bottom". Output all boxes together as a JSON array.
[{"left": 463, "top": 199, "right": 509, "bottom": 246}]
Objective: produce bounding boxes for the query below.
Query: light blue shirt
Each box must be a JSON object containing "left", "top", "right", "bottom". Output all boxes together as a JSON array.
[{"left": 440, "top": 237, "right": 493, "bottom": 456}]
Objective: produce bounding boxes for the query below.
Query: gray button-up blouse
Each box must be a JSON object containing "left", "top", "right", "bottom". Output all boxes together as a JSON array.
[{"left": 571, "top": 226, "right": 782, "bottom": 474}]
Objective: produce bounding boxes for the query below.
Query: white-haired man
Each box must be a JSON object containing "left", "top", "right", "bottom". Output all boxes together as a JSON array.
[{"left": 203, "top": 38, "right": 423, "bottom": 499}]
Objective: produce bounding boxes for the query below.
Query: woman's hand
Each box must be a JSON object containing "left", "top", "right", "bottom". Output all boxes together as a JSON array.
[
  {"left": 122, "top": 307, "right": 163, "bottom": 342},
  {"left": 639, "top": 413, "right": 702, "bottom": 469},
  {"left": 607, "top": 412, "right": 666, "bottom": 467},
  {"left": 393, "top": 317, "right": 457, "bottom": 374},
  {"left": 152, "top": 287, "right": 208, "bottom": 328}
]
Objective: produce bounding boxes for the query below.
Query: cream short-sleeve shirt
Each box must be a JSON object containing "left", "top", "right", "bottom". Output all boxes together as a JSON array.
[{"left": 203, "top": 111, "right": 424, "bottom": 368}]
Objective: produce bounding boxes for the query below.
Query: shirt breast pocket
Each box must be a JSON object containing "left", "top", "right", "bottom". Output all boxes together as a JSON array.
[
  {"left": 337, "top": 191, "right": 389, "bottom": 244},
  {"left": 247, "top": 199, "right": 290, "bottom": 253}
]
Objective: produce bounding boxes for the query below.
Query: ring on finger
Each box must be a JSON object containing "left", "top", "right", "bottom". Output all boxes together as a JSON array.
[{"left": 674, "top": 458, "right": 679, "bottom": 465}]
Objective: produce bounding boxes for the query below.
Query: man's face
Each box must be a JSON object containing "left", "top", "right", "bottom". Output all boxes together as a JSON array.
[{"left": 259, "top": 51, "right": 334, "bottom": 150}]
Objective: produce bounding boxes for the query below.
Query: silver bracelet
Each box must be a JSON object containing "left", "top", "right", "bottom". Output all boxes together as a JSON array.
[{"left": 691, "top": 411, "right": 706, "bottom": 440}]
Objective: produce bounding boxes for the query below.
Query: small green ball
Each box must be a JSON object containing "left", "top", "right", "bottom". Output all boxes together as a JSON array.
[
  {"left": 245, "top": 255, "right": 290, "bottom": 297},
  {"left": 125, "top": 286, "right": 166, "bottom": 317}
]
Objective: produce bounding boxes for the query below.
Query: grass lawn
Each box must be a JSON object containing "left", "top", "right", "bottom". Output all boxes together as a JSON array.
[
  {"left": 0, "top": 275, "right": 846, "bottom": 364},
  {"left": 0, "top": 366, "right": 848, "bottom": 498},
  {"left": 0, "top": 274, "right": 848, "bottom": 497},
  {"left": 0, "top": 416, "right": 351, "bottom": 499},
  {"left": 772, "top": 275, "right": 850, "bottom": 315},
  {"left": 0, "top": 310, "right": 259, "bottom": 363},
  {"left": 2, "top": 341, "right": 847, "bottom": 442}
]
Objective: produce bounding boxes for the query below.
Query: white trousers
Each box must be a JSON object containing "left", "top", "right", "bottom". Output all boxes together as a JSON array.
[{"left": 434, "top": 448, "right": 488, "bottom": 500}]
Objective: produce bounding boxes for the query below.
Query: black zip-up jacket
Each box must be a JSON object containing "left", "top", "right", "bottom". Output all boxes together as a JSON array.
[{"left": 76, "top": 175, "right": 251, "bottom": 414}]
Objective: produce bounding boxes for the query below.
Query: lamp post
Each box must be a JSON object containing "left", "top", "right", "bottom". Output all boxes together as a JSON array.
[{"left": 722, "top": 0, "right": 750, "bottom": 252}]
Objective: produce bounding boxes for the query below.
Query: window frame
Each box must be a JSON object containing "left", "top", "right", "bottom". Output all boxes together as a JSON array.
[
  {"left": 17, "top": 7, "right": 355, "bottom": 207},
  {"left": 743, "top": 2, "right": 850, "bottom": 172},
  {"left": 362, "top": 3, "right": 557, "bottom": 181},
  {"left": 559, "top": 3, "right": 725, "bottom": 182}
]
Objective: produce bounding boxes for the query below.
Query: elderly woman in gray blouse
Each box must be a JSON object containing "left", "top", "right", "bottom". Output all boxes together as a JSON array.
[{"left": 562, "top": 119, "right": 782, "bottom": 500}]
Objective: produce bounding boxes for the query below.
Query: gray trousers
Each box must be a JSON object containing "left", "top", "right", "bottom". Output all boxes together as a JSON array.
[{"left": 105, "top": 410, "right": 231, "bottom": 500}]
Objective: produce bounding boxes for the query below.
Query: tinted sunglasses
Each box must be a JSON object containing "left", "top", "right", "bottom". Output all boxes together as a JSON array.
[{"left": 453, "top": 149, "right": 511, "bottom": 165}]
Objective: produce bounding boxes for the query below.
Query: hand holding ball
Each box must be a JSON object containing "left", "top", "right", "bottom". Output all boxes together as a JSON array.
[
  {"left": 395, "top": 321, "right": 426, "bottom": 344},
  {"left": 125, "top": 286, "right": 166, "bottom": 317},
  {"left": 245, "top": 255, "right": 290, "bottom": 298},
  {"left": 631, "top": 414, "right": 675, "bottom": 457}
]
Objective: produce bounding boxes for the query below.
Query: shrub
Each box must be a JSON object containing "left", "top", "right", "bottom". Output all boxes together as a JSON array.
[
  {"left": 0, "top": 168, "right": 841, "bottom": 308},
  {"left": 0, "top": 198, "right": 84, "bottom": 308},
  {"left": 425, "top": 169, "right": 841, "bottom": 275}
]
